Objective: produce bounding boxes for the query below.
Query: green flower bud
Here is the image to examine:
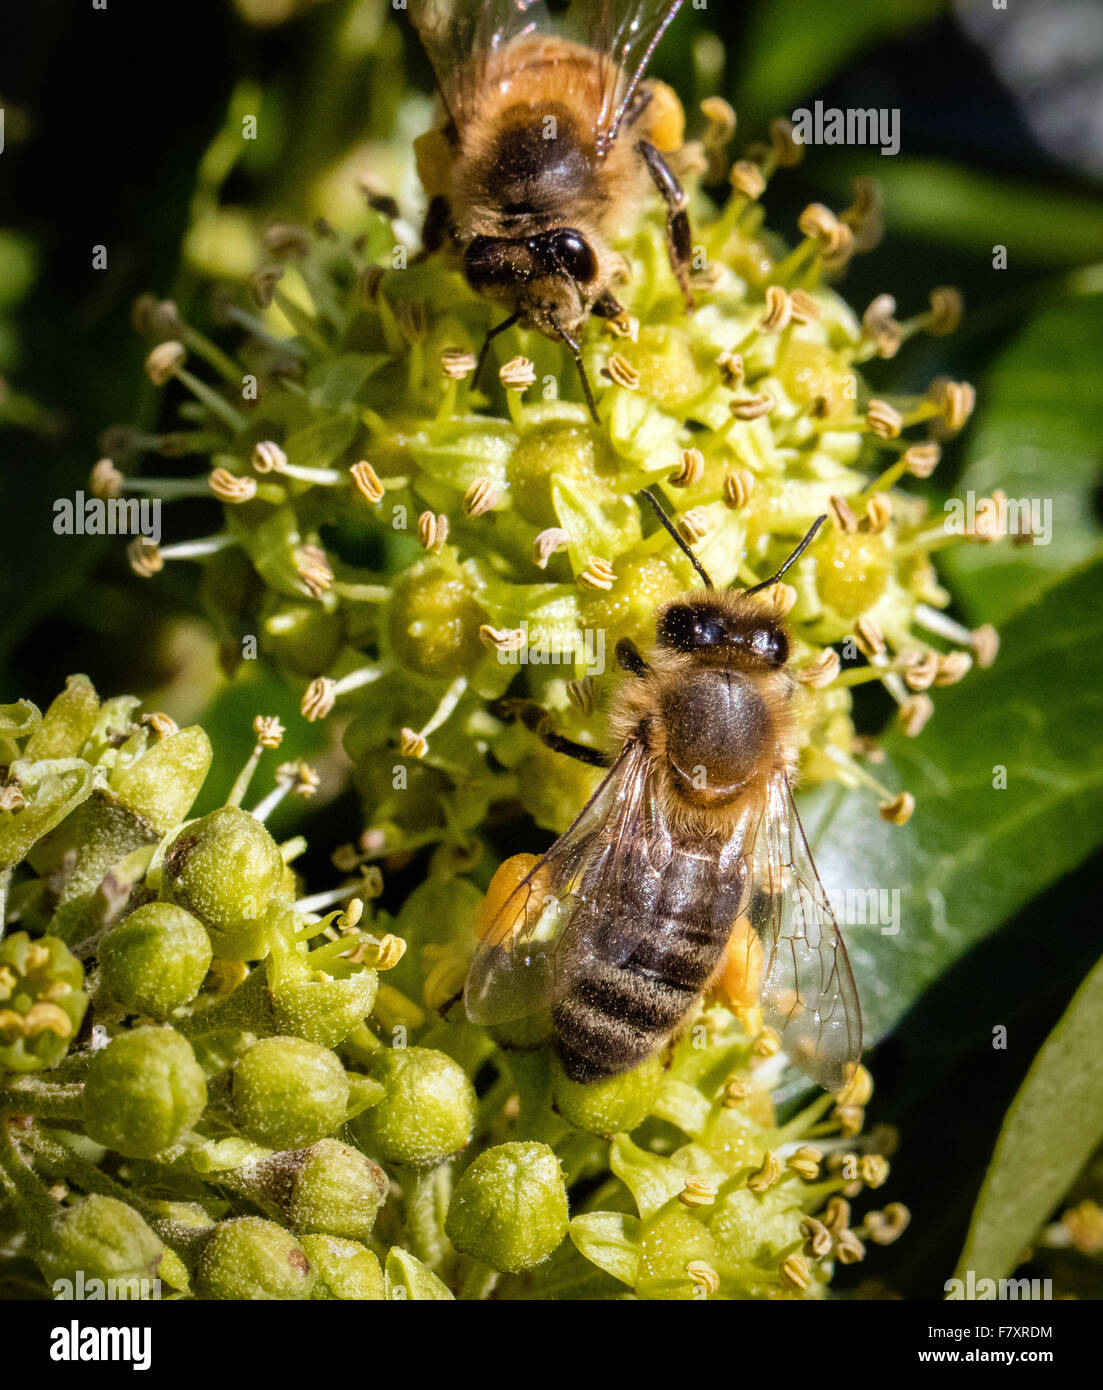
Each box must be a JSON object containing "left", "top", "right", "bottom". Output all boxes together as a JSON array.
[
  {"left": 0, "top": 932, "right": 88, "bottom": 1072},
  {"left": 82, "top": 1027, "right": 207, "bottom": 1158},
  {"left": 302, "top": 1235, "right": 385, "bottom": 1300},
  {"left": 388, "top": 562, "right": 486, "bottom": 678},
  {"left": 231, "top": 1036, "right": 348, "bottom": 1149},
  {"left": 224, "top": 1139, "right": 387, "bottom": 1240},
  {"left": 99, "top": 902, "right": 213, "bottom": 1019},
  {"left": 192, "top": 1217, "right": 315, "bottom": 1300},
  {"left": 268, "top": 966, "right": 378, "bottom": 1049},
  {"left": 817, "top": 528, "right": 890, "bottom": 621},
  {"left": 160, "top": 806, "right": 285, "bottom": 959},
  {"left": 260, "top": 597, "right": 343, "bottom": 676},
  {"left": 110, "top": 726, "right": 213, "bottom": 835},
  {"left": 0, "top": 756, "right": 94, "bottom": 872},
  {"left": 351, "top": 1046, "right": 475, "bottom": 1167},
  {"left": 551, "top": 1053, "right": 664, "bottom": 1136},
  {"left": 0, "top": 696, "right": 43, "bottom": 745},
  {"left": 445, "top": 1141, "right": 568, "bottom": 1273},
  {"left": 265, "top": 916, "right": 378, "bottom": 1049},
  {"left": 22, "top": 674, "right": 99, "bottom": 761},
  {"left": 25, "top": 792, "right": 160, "bottom": 948},
  {"left": 287, "top": 1139, "right": 387, "bottom": 1238},
  {"left": 37, "top": 1195, "right": 164, "bottom": 1288}
]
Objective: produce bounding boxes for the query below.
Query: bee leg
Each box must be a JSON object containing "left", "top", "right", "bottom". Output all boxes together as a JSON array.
[
  {"left": 367, "top": 192, "right": 402, "bottom": 222},
  {"left": 590, "top": 288, "right": 636, "bottom": 340},
  {"left": 623, "top": 86, "right": 654, "bottom": 131},
  {"left": 473, "top": 311, "right": 522, "bottom": 390},
  {"left": 492, "top": 697, "right": 612, "bottom": 768},
  {"left": 637, "top": 139, "right": 695, "bottom": 313},
  {"left": 413, "top": 194, "right": 451, "bottom": 263},
  {"left": 615, "top": 638, "right": 650, "bottom": 678},
  {"left": 591, "top": 288, "right": 625, "bottom": 319}
]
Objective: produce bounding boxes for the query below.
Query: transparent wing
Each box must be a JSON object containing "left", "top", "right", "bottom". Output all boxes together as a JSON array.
[
  {"left": 749, "top": 773, "right": 863, "bottom": 1091},
  {"left": 565, "top": 0, "right": 686, "bottom": 153},
  {"left": 466, "top": 738, "right": 669, "bottom": 1026},
  {"left": 407, "top": 0, "right": 550, "bottom": 129}
]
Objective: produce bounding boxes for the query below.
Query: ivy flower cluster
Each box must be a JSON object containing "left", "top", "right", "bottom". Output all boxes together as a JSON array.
[
  {"left": 96, "top": 113, "right": 1000, "bottom": 858},
  {"left": 1, "top": 678, "right": 904, "bottom": 1299}
]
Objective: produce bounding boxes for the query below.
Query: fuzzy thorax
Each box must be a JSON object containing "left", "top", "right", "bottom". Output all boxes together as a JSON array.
[{"left": 607, "top": 590, "right": 800, "bottom": 839}]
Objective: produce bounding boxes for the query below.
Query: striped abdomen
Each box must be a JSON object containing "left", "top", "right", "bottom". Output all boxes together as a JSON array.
[{"left": 552, "top": 838, "right": 748, "bottom": 1083}]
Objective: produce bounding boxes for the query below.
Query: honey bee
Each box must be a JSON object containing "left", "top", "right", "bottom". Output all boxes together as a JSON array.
[
  {"left": 408, "top": 0, "right": 695, "bottom": 419},
  {"left": 467, "top": 493, "right": 862, "bottom": 1091}
]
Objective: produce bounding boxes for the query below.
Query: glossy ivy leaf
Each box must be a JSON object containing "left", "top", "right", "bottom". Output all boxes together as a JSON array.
[
  {"left": 938, "top": 294, "right": 1103, "bottom": 625},
  {"left": 822, "top": 157, "right": 1103, "bottom": 267},
  {"left": 801, "top": 556, "right": 1103, "bottom": 1043},
  {"left": 734, "top": 0, "right": 945, "bottom": 134},
  {"left": 955, "top": 951, "right": 1103, "bottom": 1282}
]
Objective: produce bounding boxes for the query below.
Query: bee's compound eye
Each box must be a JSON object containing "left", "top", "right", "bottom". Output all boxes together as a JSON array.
[
  {"left": 657, "top": 604, "right": 694, "bottom": 649},
  {"left": 749, "top": 626, "right": 789, "bottom": 665},
  {"left": 696, "top": 617, "right": 726, "bottom": 646},
  {"left": 463, "top": 235, "right": 518, "bottom": 289},
  {"left": 658, "top": 604, "right": 725, "bottom": 651},
  {"left": 545, "top": 229, "right": 598, "bottom": 284}
]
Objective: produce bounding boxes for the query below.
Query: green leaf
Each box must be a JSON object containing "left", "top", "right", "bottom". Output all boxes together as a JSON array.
[
  {"left": 735, "top": 1, "right": 946, "bottom": 132},
  {"left": 821, "top": 158, "right": 1103, "bottom": 267},
  {"left": 955, "top": 952, "right": 1103, "bottom": 1282},
  {"left": 568, "top": 1211, "right": 641, "bottom": 1287},
  {"left": 938, "top": 294, "right": 1103, "bottom": 625},
  {"left": 802, "top": 557, "right": 1103, "bottom": 1042}
]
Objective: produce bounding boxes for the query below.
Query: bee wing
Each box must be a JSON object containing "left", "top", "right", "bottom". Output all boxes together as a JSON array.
[
  {"left": 465, "top": 737, "right": 662, "bottom": 1026},
  {"left": 565, "top": 0, "right": 686, "bottom": 154},
  {"left": 407, "top": 0, "right": 550, "bottom": 130},
  {"left": 748, "top": 773, "right": 863, "bottom": 1091}
]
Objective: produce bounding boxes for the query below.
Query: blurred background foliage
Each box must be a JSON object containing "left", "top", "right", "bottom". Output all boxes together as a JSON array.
[{"left": 1, "top": 0, "right": 1101, "bottom": 1298}]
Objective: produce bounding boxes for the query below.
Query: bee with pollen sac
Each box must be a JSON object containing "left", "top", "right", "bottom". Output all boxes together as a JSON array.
[
  {"left": 468, "top": 493, "right": 863, "bottom": 1092},
  {"left": 407, "top": 0, "right": 696, "bottom": 420}
]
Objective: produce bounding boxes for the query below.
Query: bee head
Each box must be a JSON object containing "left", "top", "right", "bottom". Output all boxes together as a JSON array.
[
  {"left": 464, "top": 229, "right": 598, "bottom": 328},
  {"left": 656, "top": 599, "right": 790, "bottom": 668},
  {"left": 465, "top": 229, "right": 596, "bottom": 288}
]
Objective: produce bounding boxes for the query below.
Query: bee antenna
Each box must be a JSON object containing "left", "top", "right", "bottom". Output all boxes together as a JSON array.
[
  {"left": 638, "top": 489, "right": 714, "bottom": 589},
  {"left": 744, "top": 515, "right": 828, "bottom": 595}
]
